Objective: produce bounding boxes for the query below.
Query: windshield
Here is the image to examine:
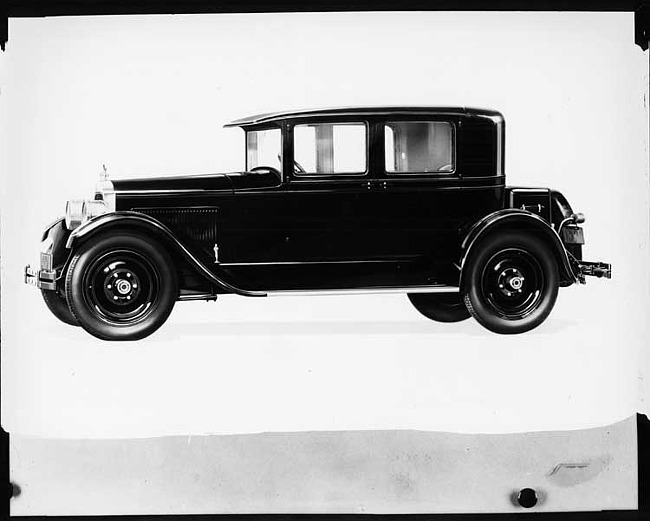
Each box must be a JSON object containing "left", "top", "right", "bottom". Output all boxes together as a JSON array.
[{"left": 246, "top": 128, "right": 282, "bottom": 172}]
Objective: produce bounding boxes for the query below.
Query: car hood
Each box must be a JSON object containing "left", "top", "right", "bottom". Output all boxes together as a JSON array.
[
  {"left": 110, "top": 170, "right": 281, "bottom": 193},
  {"left": 111, "top": 173, "right": 235, "bottom": 193}
]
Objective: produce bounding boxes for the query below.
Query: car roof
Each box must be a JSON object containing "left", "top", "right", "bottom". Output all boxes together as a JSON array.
[{"left": 224, "top": 106, "right": 503, "bottom": 128}]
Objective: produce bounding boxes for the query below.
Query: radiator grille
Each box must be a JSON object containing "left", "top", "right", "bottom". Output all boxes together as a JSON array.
[{"left": 137, "top": 208, "right": 219, "bottom": 244}]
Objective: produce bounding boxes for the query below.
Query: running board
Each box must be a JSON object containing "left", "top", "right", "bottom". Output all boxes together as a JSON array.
[
  {"left": 178, "top": 285, "right": 459, "bottom": 301},
  {"left": 265, "top": 285, "right": 458, "bottom": 297}
]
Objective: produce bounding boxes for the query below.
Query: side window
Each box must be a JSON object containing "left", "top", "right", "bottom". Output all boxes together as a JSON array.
[
  {"left": 246, "top": 128, "right": 282, "bottom": 171},
  {"left": 385, "top": 122, "right": 454, "bottom": 174},
  {"left": 293, "top": 123, "right": 367, "bottom": 175}
]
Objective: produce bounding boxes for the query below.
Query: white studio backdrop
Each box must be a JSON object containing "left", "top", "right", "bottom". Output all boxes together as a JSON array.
[{"left": 0, "top": 12, "right": 648, "bottom": 439}]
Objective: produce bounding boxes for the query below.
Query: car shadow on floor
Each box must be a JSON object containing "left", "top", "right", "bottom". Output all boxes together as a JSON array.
[{"left": 157, "top": 318, "right": 576, "bottom": 340}]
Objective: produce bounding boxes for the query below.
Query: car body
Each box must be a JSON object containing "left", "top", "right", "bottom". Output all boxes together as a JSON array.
[{"left": 25, "top": 106, "right": 611, "bottom": 340}]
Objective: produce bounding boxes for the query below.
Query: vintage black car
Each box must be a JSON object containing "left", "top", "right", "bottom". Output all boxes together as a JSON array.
[{"left": 25, "top": 107, "right": 611, "bottom": 340}]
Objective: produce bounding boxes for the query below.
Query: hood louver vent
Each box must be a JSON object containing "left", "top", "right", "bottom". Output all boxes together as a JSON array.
[{"left": 136, "top": 207, "right": 219, "bottom": 244}]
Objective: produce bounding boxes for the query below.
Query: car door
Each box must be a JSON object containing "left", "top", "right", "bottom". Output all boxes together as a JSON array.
[
  {"left": 281, "top": 118, "right": 376, "bottom": 262},
  {"left": 369, "top": 118, "right": 467, "bottom": 266},
  {"left": 215, "top": 124, "right": 290, "bottom": 264}
]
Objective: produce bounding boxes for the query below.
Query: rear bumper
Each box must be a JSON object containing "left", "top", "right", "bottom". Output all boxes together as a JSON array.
[
  {"left": 24, "top": 264, "right": 57, "bottom": 291},
  {"left": 576, "top": 260, "right": 611, "bottom": 283}
]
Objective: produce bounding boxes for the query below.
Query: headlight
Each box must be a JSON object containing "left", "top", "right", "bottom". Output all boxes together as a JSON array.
[
  {"left": 65, "top": 200, "right": 85, "bottom": 230},
  {"left": 65, "top": 199, "right": 108, "bottom": 230},
  {"left": 64, "top": 171, "right": 116, "bottom": 230}
]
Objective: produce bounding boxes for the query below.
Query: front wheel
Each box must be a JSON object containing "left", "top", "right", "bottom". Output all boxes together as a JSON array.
[
  {"left": 462, "top": 232, "right": 559, "bottom": 334},
  {"left": 65, "top": 232, "right": 178, "bottom": 341},
  {"left": 408, "top": 292, "right": 470, "bottom": 323}
]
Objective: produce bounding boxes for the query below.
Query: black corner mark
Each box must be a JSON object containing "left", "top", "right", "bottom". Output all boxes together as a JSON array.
[
  {"left": 638, "top": 413, "right": 650, "bottom": 512},
  {"left": 636, "top": 4, "right": 650, "bottom": 50},
  {"left": 1, "top": 6, "right": 6, "bottom": 52},
  {"left": 0, "top": 427, "right": 8, "bottom": 519},
  {"left": 10, "top": 482, "right": 21, "bottom": 498}
]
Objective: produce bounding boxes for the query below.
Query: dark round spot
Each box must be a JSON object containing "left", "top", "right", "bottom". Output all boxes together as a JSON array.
[
  {"left": 517, "top": 487, "right": 538, "bottom": 508},
  {"left": 10, "top": 483, "right": 21, "bottom": 498}
]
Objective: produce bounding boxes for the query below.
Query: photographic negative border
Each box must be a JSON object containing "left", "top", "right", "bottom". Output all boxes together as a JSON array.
[{"left": 1, "top": 1, "right": 649, "bottom": 519}]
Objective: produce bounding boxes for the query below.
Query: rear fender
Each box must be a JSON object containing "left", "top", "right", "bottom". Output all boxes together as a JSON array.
[
  {"left": 66, "top": 211, "right": 265, "bottom": 297},
  {"left": 460, "top": 209, "right": 578, "bottom": 289}
]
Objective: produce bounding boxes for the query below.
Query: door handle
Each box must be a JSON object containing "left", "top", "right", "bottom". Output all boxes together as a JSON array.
[{"left": 364, "top": 181, "right": 388, "bottom": 191}]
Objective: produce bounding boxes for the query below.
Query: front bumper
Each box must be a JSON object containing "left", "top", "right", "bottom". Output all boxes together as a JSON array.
[
  {"left": 24, "top": 264, "right": 57, "bottom": 291},
  {"left": 26, "top": 219, "right": 68, "bottom": 292}
]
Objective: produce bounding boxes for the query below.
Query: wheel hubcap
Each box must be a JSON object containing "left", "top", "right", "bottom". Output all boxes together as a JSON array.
[
  {"left": 103, "top": 267, "right": 140, "bottom": 303},
  {"left": 496, "top": 267, "right": 525, "bottom": 296},
  {"left": 115, "top": 279, "right": 132, "bottom": 295},
  {"left": 481, "top": 248, "right": 545, "bottom": 320},
  {"left": 82, "top": 250, "right": 159, "bottom": 325}
]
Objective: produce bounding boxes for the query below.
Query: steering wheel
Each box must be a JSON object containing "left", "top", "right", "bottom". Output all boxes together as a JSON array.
[{"left": 250, "top": 166, "right": 282, "bottom": 178}]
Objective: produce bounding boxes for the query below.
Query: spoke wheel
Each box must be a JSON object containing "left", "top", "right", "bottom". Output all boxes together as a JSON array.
[
  {"left": 66, "top": 232, "right": 178, "bottom": 341},
  {"left": 462, "top": 232, "right": 559, "bottom": 334}
]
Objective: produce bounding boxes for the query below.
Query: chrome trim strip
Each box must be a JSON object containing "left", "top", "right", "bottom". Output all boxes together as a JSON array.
[
  {"left": 557, "top": 216, "right": 575, "bottom": 236},
  {"left": 283, "top": 184, "right": 504, "bottom": 195},
  {"left": 495, "top": 116, "right": 503, "bottom": 177},
  {"left": 178, "top": 285, "right": 459, "bottom": 300},
  {"left": 266, "top": 285, "right": 458, "bottom": 297},
  {"left": 132, "top": 205, "right": 222, "bottom": 212},
  {"left": 225, "top": 106, "right": 498, "bottom": 128},
  {"left": 219, "top": 259, "right": 409, "bottom": 266},
  {"left": 116, "top": 189, "right": 234, "bottom": 196}
]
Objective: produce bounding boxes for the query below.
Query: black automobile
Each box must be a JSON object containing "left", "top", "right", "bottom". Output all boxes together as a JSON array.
[{"left": 25, "top": 106, "right": 611, "bottom": 340}]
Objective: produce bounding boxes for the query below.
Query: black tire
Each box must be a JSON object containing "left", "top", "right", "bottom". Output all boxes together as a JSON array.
[
  {"left": 462, "top": 232, "right": 559, "bottom": 334},
  {"left": 408, "top": 292, "right": 470, "bottom": 323},
  {"left": 65, "top": 232, "right": 178, "bottom": 341},
  {"left": 41, "top": 289, "right": 79, "bottom": 326}
]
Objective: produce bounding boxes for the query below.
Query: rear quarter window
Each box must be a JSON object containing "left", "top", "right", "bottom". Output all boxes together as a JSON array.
[{"left": 385, "top": 121, "right": 454, "bottom": 174}]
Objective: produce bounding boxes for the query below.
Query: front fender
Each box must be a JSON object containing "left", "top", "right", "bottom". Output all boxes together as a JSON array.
[
  {"left": 460, "top": 209, "right": 578, "bottom": 287},
  {"left": 66, "top": 211, "right": 266, "bottom": 297}
]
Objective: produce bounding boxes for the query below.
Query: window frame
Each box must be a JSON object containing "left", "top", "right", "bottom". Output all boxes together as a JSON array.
[
  {"left": 290, "top": 120, "right": 370, "bottom": 178},
  {"left": 382, "top": 120, "right": 457, "bottom": 177},
  {"left": 245, "top": 125, "right": 283, "bottom": 174}
]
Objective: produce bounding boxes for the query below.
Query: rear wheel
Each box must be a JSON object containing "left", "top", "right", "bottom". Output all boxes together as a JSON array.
[
  {"left": 65, "top": 232, "right": 178, "bottom": 341},
  {"left": 462, "top": 232, "right": 559, "bottom": 334},
  {"left": 41, "top": 289, "right": 79, "bottom": 326},
  {"left": 408, "top": 292, "right": 470, "bottom": 323}
]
